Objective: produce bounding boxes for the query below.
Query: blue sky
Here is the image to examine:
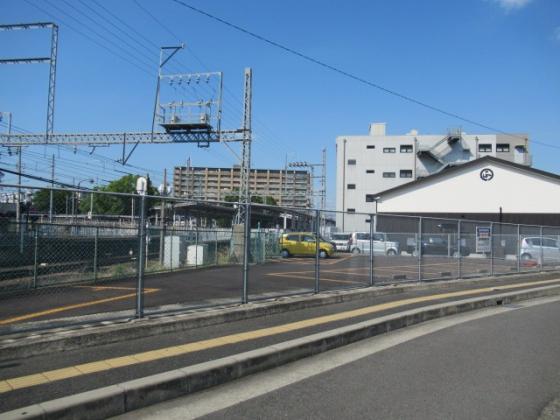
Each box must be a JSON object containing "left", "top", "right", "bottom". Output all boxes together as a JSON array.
[{"left": 1, "top": 0, "right": 559, "bottom": 208}]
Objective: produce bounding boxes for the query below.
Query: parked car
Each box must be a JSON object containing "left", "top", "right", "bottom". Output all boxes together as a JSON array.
[
  {"left": 279, "top": 232, "right": 335, "bottom": 259},
  {"left": 329, "top": 233, "right": 352, "bottom": 252},
  {"left": 348, "top": 232, "right": 400, "bottom": 256},
  {"left": 520, "top": 237, "right": 560, "bottom": 263},
  {"left": 407, "top": 235, "right": 470, "bottom": 256}
]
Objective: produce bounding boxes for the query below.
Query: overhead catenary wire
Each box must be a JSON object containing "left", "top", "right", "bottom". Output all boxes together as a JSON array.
[
  {"left": 23, "top": 0, "right": 154, "bottom": 77},
  {"left": 168, "top": 0, "right": 559, "bottom": 151},
  {"left": 16, "top": 0, "right": 303, "bottom": 176}
]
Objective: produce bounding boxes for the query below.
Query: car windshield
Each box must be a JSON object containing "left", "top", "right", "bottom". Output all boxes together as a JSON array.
[{"left": 331, "top": 234, "right": 351, "bottom": 240}]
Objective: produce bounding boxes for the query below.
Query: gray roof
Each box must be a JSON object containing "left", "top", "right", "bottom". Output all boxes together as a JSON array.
[{"left": 375, "top": 156, "right": 560, "bottom": 199}]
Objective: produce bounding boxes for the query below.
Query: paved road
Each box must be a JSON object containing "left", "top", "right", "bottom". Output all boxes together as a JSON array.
[
  {"left": 1, "top": 276, "right": 559, "bottom": 414},
  {"left": 122, "top": 296, "right": 560, "bottom": 420},
  {"left": 0, "top": 253, "right": 543, "bottom": 331}
]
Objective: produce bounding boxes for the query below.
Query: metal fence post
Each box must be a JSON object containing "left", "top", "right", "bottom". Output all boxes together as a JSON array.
[
  {"left": 170, "top": 227, "right": 174, "bottom": 271},
  {"left": 315, "top": 209, "right": 320, "bottom": 293},
  {"left": 195, "top": 229, "right": 199, "bottom": 269},
  {"left": 32, "top": 226, "right": 38, "bottom": 289},
  {"left": 490, "top": 222, "right": 494, "bottom": 276},
  {"left": 539, "top": 226, "right": 544, "bottom": 271},
  {"left": 369, "top": 214, "right": 374, "bottom": 286},
  {"left": 516, "top": 224, "right": 521, "bottom": 273},
  {"left": 215, "top": 230, "right": 219, "bottom": 266},
  {"left": 457, "top": 220, "right": 462, "bottom": 279},
  {"left": 417, "top": 217, "right": 422, "bottom": 282},
  {"left": 242, "top": 202, "right": 251, "bottom": 304},
  {"left": 136, "top": 194, "right": 146, "bottom": 318},
  {"left": 93, "top": 226, "right": 99, "bottom": 283}
]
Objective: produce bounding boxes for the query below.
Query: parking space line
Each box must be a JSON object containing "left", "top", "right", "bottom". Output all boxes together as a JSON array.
[
  {"left": 0, "top": 288, "right": 159, "bottom": 325},
  {"left": 2, "top": 278, "right": 559, "bottom": 394}
]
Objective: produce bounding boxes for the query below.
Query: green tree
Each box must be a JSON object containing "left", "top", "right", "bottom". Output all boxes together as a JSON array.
[
  {"left": 79, "top": 175, "right": 157, "bottom": 216},
  {"left": 32, "top": 189, "right": 71, "bottom": 214}
]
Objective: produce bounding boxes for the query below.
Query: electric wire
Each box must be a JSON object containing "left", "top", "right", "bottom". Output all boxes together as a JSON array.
[
  {"left": 23, "top": 0, "right": 154, "bottom": 77},
  {"left": 168, "top": 0, "right": 559, "bottom": 151}
]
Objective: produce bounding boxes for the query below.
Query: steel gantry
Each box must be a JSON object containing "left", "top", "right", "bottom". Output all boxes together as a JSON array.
[{"left": 0, "top": 22, "right": 59, "bottom": 141}]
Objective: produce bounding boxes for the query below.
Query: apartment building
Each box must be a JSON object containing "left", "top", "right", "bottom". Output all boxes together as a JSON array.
[
  {"left": 173, "top": 166, "right": 311, "bottom": 208},
  {"left": 336, "top": 123, "right": 531, "bottom": 230}
]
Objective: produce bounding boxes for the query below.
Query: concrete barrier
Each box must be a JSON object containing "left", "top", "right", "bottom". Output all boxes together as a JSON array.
[{"left": 3, "top": 283, "right": 560, "bottom": 420}]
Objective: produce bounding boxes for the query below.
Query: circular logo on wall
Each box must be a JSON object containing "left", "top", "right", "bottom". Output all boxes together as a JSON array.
[{"left": 480, "top": 168, "right": 494, "bottom": 181}]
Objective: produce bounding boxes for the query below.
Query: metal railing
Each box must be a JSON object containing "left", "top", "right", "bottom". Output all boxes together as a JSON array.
[{"left": 0, "top": 183, "right": 559, "bottom": 333}]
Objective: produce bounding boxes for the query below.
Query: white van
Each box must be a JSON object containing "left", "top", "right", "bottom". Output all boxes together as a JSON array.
[{"left": 349, "top": 232, "right": 400, "bottom": 256}]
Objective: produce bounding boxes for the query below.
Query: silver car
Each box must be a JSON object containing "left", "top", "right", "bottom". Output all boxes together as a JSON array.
[
  {"left": 520, "top": 237, "right": 560, "bottom": 263},
  {"left": 349, "top": 232, "right": 400, "bottom": 256},
  {"left": 330, "top": 233, "right": 352, "bottom": 253}
]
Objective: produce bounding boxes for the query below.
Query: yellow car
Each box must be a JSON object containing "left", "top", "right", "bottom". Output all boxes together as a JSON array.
[{"left": 279, "top": 232, "right": 335, "bottom": 259}]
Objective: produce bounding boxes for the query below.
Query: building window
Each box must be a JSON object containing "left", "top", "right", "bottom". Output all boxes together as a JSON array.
[
  {"left": 400, "top": 170, "right": 413, "bottom": 178},
  {"left": 382, "top": 172, "right": 396, "bottom": 178},
  {"left": 383, "top": 147, "right": 396, "bottom": 153},
  {"left": 347, "top": 184, "right": 356, "bottom": 189},
  {"left": 478, "top": 144, "right": 492, "bottom": 153},
  {"left": 365, "top": 194, "right": 376, "bottom": 202},
  {"left": 366, "top": 169, "right": 375, "bottom": 174},
  {"left": 366, "top": 145, "right": 375, "bottom": 149},
  {"left": 347, "top": 159, "right": 356, "bottom": 165},
  {"left": 347, "top": 208, "right": 355, "bottom": 213},
  {"left": 496, "top": 143, "right": 510, "bottom": 152},
  {"left": 515, "top": 145, "right": 527, "bottom": 153},
  {"left": 400, "top": 145, "right": 413, "bottom": 153}
]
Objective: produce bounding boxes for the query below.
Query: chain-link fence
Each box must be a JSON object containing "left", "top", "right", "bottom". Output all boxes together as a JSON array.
[{"left": 1, "top": 184, "right": 559, "bottom": 334}]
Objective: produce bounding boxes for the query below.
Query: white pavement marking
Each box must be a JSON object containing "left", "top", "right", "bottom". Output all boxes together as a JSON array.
[{"left": 114, "top": 295, "right": 560, "bottom": 420}]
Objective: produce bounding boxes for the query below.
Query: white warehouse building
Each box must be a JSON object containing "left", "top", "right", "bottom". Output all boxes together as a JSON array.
[
  {"left": 338, "top": 156, "right": 560, "bottom": 233},
  {"left": 336, "top": 123, "right": 531, "bottom": 232}
]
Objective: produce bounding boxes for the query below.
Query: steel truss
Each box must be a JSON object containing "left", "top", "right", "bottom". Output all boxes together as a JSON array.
[
  {"left": 0, "top": 22, "right": 58, "bottom": 140},
  {"left": 0, "top": 130, "right": 245, "bottom": 146}
]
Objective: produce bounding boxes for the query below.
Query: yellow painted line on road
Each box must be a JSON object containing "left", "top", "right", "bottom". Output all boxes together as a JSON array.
[
  {"left": 0, "top": 288, "right": 159, "bottom": 325},
  {"left": 2, "top": 278, "right": 559, "bottom": 394}
]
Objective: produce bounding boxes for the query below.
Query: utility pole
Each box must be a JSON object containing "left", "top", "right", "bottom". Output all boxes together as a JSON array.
[
  {"left": 320, "top": 148, "right": 327, "bottom": 212},
  {"left": 235, "top": 67, "right": 252, "bottom": 225},
  {"left": 159, "top": 168, "right": 167, "bottom": 265},
  {"left": 288, "top": 149, "right": 327, "bottom": 211},
  {"left": 49, "top": 154, "right": 54, "bottom": 222}
]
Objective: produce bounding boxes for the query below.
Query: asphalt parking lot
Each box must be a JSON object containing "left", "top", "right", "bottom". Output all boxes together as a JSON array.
[{"left": 0, "top": 253, "right": 544, "bottom": 331}]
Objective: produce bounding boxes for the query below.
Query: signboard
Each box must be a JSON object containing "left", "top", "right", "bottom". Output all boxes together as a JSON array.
[{"left": 476, "top": 226, "right": 491, "bottom": 253}]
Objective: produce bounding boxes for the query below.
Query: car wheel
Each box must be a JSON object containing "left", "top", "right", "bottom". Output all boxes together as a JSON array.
[
  {"left": 281, "top": 249, "right": 290, "bottom": 258},
  {"left": 319, "top": 250, "right": 328, "bottom": 259},
  {"left": 386, "top": 249, "right": 397, "bottom": 256},
  {"left": 521, "top": 253, "right": 532, "bottom": 260},
  {"left": 351, "top": 248, "right": 361, "bottom": 255}
]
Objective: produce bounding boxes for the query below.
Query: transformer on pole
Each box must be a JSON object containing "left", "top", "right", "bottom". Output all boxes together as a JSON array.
[{"left": 288, "top": 148, "right": 327, "bottom": 211}]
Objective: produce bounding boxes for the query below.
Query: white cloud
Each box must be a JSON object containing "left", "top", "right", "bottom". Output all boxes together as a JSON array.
[{"left": 492, "top": 0, "right": 533, "bottom": 11}]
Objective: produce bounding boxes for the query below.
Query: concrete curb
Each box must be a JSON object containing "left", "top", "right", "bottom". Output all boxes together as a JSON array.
[
  {"left": 1, "top": 271, "right": 559, "bottom": 361},
  {"left": 2, "top": 284, "right": 560, "bottom": 420}
]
